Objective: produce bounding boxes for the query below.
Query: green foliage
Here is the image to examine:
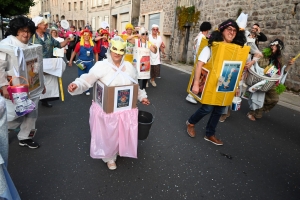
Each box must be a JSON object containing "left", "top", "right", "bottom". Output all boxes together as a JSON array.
[
  {"left": 0, "top": 0, "right": 35, "bottom": 17},
  {"left": 262, "top": 47, "right": 272, "bottom": 58},
  {"left": 275, "top": 83, "right": 286, "bottom": 95},
  {"left": 176, "top": 6, "right": 200, "bottom": 33}
]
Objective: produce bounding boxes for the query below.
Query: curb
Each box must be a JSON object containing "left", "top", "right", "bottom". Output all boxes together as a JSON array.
[{"left": 162, "top": 62, "right": 300, "bottom": 113}]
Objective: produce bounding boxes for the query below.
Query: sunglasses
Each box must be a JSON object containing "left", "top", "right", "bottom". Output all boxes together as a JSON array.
[
  {"left": 83, "top": 32, "right": 90, "bottom": 36},
  {"left": 141, "top": 33, "right": 148, "bottom": 36},
  {"left": 152, "top": 28, "right": 158, "bottom": 31}
]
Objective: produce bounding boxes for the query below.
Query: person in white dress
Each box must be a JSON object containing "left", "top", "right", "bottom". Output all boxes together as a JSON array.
[
  {"left": 148, "top": 24, "right": 166, "bottom": 87},
  {"left": 68, "top": 36, "right": 150, "bottom": 170}
]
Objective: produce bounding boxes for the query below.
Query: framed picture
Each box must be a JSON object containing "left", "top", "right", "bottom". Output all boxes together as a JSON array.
[
  {"left": 26, "top": 58, "right": 40, "bottom": 93},
  {"left": 188, "top": 67, "right": 209, "bottom": 101},
  {"left": 217, "top": 61, "right": 242, "bottom": 92},
  {"left": 113, "top": 85, "right": 134, "bottom": 112},
  {"left": 95, "top": 81, "right": 104, "bottom": 108}
]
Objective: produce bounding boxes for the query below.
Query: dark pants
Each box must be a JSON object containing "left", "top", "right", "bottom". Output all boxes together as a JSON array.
[
  {"left": 188, "top": 104, "right": 225, "bottom": 137},
  {"left": 139, "top": 79, "right": 148, "bottom": 90},
  {"left": 66, "top": 46, "right": 75, "bottom": 61}
]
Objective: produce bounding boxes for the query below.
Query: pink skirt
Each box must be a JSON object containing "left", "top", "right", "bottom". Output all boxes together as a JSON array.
[{"left": 89, "top": 102, "right": 138, "bottom": 159}]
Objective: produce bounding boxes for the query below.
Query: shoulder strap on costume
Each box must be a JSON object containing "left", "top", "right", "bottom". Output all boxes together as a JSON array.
[{"left": 105, "top": 60, "right": 137, "bottom": 85}]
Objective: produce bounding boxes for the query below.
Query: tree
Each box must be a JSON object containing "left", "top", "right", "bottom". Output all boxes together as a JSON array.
[{"left": 0, "top": 0, "right": 35, "bottom": 38}]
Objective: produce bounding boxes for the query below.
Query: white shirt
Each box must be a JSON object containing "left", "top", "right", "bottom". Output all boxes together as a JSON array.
[
  {"left": 149, "top": 34, "right": 163, "bottom": 65},
  {"left": 198, "top": 46, "right": 211, "bottom": 63}
]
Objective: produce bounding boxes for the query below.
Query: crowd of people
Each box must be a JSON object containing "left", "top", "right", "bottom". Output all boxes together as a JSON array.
[{"left": 0, "top": 12, "right": 297, "bottom": 198}]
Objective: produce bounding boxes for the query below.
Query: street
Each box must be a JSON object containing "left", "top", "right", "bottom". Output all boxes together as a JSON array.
[{"left": 7, "top": 64, "right": 300, "bottom": 200}]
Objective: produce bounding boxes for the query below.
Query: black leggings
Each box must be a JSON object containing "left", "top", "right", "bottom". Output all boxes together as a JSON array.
[{"left": 139, "top": 79, "right": 148, "bottom": 90}]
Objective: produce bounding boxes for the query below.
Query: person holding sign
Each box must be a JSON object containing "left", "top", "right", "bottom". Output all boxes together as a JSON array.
[
  {"left": 0, "top": 16, "right": 45, "bottom": 148},
  {"left": 133, "top": 27, "right": 157, "bottom": 89},
  {"left": 186, "top": 19, "right": 247, "bottom": 145},
  {"left": 68, "top": 36, "right": 150, "bottom": 170}
]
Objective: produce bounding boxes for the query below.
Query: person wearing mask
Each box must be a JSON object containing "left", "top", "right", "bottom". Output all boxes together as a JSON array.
[
  {"left": 186, "top": 19, "right": 247, "bottom": 145},
  {"left": 186, "top": 21, "right": 212, "bottom": 104},
  {"left": 30, "top": 16, "right": 70, "bottom": 108},
  {"left": 68, "top": 36, "right": 150, "bottom": 170}
]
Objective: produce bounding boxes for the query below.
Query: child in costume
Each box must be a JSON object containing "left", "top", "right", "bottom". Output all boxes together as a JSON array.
[{"left": 68, "top": 37, "right": 150, "bottom": 170}]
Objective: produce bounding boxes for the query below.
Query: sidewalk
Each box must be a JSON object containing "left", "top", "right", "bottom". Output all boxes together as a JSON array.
[{"left": 162, "top": 61, "right": 300, "bottom": 112}]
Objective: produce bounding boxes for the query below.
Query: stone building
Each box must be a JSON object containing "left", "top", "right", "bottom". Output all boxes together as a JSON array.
[{"left": 172, "top": 0, "right": 300, "bottom": 91}]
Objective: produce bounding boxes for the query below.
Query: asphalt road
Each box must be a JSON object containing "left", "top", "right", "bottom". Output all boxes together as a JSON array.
[{"left": 7, "top": 63, "right": 300, "bottom": 200}]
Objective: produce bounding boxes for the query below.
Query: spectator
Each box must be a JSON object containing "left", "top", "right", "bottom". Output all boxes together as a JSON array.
[{"left": 251, "top": 23, "right": 267, "bottom": 48}]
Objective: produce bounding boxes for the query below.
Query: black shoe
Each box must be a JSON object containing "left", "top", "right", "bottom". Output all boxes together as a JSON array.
[
  {"left": 19, "top": 139, "right": 40, "bottom": 149},
  {"left": 41, "top": 101, "right": 52, "bottom": 108}
]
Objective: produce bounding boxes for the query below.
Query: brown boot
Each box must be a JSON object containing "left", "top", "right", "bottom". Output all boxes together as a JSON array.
[
  {"left": 204, "top": 135, "right": 223, "bottom": 145},
  {"left": 186, "top": 121, "right": 196, "bottom": 138}
]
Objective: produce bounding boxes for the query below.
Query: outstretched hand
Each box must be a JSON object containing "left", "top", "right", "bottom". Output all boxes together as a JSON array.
[
  {"left": 141, "top": 98, "right": 150, "bottom": 105},
  {"left": 68, "top": 83, "right": 78, "bottom": 92}
]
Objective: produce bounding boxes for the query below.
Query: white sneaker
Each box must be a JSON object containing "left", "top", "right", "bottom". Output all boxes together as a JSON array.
[
  {"left": 186, "top": 94, "right": 197, "bottom": 104},
  {"left": 66, "top": 60, "right": 69, "bottom": 63},
  {"left": 157, "top": 76, "right": 161, "bottom": 78},
  {"left": 86, "top": 92, "right": 90, "bottom": 96},
  {"left": 73, "top": 61, "right": 76, "bottom": 64},
  {"left": 146, "top": 82, "right": 149, "bottom": 88},
  {"left": 150, "top": 80, "right": 157, "bottom": 87},
  {"left": 107, "top": 160, "right": 117, "bottom": 170}
]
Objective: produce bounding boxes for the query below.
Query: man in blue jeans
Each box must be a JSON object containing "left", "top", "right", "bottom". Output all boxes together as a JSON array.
[{"left": 186, "top": 19, "right": 246, "bottom": 145}]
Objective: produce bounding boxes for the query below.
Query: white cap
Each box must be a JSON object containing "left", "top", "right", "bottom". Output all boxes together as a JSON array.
[
  {"left": 152, "top": 24, "right": 159, "bottom": 29},
  {"left": 32, "top": 16, "right": 44, "bottom": 27},
  {"left": 139, "top": 27, "right": 147, "bottom": 34}
]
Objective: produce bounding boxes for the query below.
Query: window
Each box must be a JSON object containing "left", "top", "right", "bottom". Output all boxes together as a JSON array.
[
  {"left": 92, "top": 17, "right": 96, "bottom": 31},
  {"left": 68, "top": 2, "right": 71, "bottom": 11},
  {"left": 104, "top": 16, "right": 109, "bottom": 23},
  {"left": 74, "top": 2, "right": 77, "bottom": 11},
  {"left": 80, "top": 1, "right": 83, "bottom": 10},
  {"left": 149, "top": 13, "right": 160, "bottom": 30},
  {"left": 98, "top": 16, "right": 103, "bottom": 28},
  {"left": 98, "top": 0, "right": 102, "bottom": 6}
]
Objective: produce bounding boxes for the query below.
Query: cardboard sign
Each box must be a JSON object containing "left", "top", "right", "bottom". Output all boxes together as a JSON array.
[
  {"left": 93, "top": 80, "right": 138, "bottom": 114},
  {"left": 133, "top": 41, "right": 151, "bottom": 79},
  {"left": 187, "top": 42, "right": 250, "bottom": 106}
]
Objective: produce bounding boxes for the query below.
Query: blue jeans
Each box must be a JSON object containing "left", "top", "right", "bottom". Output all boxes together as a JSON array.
[
  {"left": 188, "top": 104, "right": 225, "bottom": 137},
  {"left": 78, "top": 61, "right": 93, "bottom": 93}
]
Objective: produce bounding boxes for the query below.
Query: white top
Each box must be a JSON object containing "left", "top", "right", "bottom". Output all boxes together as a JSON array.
[
  {"left": 149, "top": 34, "right": 163, "bottom": 65},
  {"left": 198, "top": 46, "right": 211, "bottom": 63},
  {"left": 69, "top": 51, "right": 147, "bottom": 101},
  {"left": 193, "top": 32, "right": 206, "bottom": 61}
]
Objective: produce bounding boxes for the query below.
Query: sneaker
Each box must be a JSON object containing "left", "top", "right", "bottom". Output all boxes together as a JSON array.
[
  {"left": 66, "top": 60, "right": 69, "bottom": 63},
  {"left": 204, "top": 135, "right": 223, "bottom": 146},
  {"left": 157, "top": 76, "right": 161, "bottom": 78},
  {"left": 107, "top": 160, "right": 117, "bottom": 170},
  {"left": 19, "top": 139, "right": 40, "bottom": 149},
  {"left": 150, "top": 80, "right": 157, "bottom": 87},
  {"left": 146, "top": 82, "right": 149, "bottom": 88},
  {"left": 186, "top": 121, "right": 196, "bottom": 138},
  {"left": 73, "top": 61, "right": 76, "bottom": 64},
  {"left": 86, "top": 92, "right": 90, "bottom": 96},
  {"left": 186, "top": 94, "right": 197, "bottom": 104}
]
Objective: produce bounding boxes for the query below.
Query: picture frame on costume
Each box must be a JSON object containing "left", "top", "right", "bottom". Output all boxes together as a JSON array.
[
  {"left": 188, "top": 67, "right": 209, "bottom": 101},
  {"left": 217, "top": 61, "right": 242, "bottom": 92},
  {"left": 95, "top": 81, "right": 104, "bottom": 108},
  {"left": 114, "top": 85, "right": 134, "bottom": 112},
  {"left": 26, "top": 58, "right": 40, "bottom": 93}
]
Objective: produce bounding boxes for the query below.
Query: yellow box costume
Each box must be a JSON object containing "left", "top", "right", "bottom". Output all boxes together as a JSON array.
[{"left": 187, "top": 42, "right": 250, "bottom": 106}]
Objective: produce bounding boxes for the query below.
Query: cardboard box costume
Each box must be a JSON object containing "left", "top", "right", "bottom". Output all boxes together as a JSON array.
[{"left": 187, "top": 42, "right": 250, "bottom": 106}]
